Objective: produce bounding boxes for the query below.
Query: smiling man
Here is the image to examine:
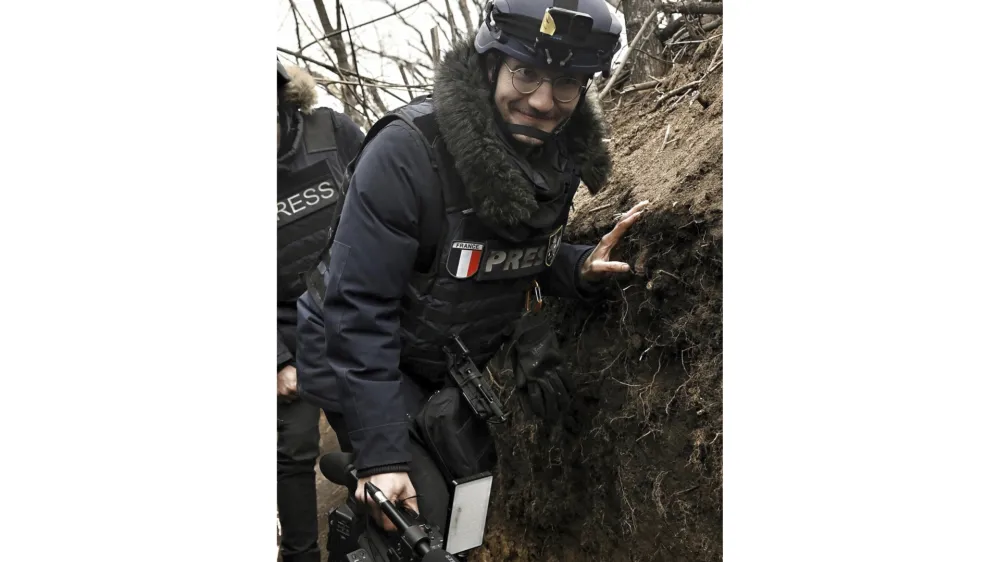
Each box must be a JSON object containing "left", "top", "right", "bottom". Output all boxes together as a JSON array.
[
  {"left": 492, "top": 58, "right": 589, "bottom": 146},
  {"left": 295, "top": 0, "right": 647, "bottom": 547}
]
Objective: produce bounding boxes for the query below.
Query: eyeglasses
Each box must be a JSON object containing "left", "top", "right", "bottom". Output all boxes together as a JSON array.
[{"left": 503, "top": 62, "right": 584, "bottom": 104}]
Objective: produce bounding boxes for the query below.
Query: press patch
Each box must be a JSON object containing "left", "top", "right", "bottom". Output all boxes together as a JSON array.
[
  {"left": 446, "top": 241, "right": 485, "bottom": 279},
  {"left": 277, "top": 160, "right": 342, "bottom": 228}
]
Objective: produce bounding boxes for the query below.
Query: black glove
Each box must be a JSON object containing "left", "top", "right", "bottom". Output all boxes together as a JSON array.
[{"left": 510, "top": 314, "right": 574, "bottom": 422}]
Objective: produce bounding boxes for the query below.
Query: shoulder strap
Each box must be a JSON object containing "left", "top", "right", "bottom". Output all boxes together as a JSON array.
[
  {"left": 301, "top": 107, "right": 339, "bottom": 154},
  {"left": 303, "top": 100, "right": 452, "bottom": 303}
]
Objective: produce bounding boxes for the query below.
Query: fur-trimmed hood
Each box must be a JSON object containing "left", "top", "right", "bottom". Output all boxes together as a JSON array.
[
  {"left": 278, "top": 64, "right": 319, "bottom": 167},
  {"left": 433, "top": 36, "right": 612, "bottom": 229},
  {"left": 280, "top": 64, "right": 318, "bottom": 114}
]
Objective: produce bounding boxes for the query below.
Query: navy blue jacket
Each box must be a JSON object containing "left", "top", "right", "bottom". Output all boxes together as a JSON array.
[
  {"left": 276, "top": 109, "right": 364, "bottom": 372},
  {"left": 306, "top": 120, "right": 600, "bottom": 473}
]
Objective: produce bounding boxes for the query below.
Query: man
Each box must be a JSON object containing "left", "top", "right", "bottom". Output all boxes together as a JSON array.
[
  {"left": 276, "top": 59, "right": 364, "bottom": 562},
  {"left": 297, "top": 0, "right": 646, "bottom": 537}
]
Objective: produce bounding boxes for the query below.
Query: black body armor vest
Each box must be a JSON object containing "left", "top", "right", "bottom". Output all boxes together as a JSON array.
[
  {"left": 277, "top": 108, "right": 349, "bottom": 302},
  {"left": 306, "top": 99, "right": 578, "bottom": 387}
]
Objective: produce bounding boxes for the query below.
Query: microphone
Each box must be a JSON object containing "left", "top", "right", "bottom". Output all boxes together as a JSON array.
[
  {"left": 320, "top": 452, "right": 458, "bottom": 562},
  {"left": 319, "top": 452, "right": 357, "bottom": 486}
]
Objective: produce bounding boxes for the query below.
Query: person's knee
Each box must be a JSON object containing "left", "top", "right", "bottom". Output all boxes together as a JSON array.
[{"left": 278, "top": 424, "right": 321, "bottom": 467}]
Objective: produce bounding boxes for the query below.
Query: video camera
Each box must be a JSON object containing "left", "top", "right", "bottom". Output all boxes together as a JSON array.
[{"left": 321, "top": 452, "right": 491, "bottom": 562}]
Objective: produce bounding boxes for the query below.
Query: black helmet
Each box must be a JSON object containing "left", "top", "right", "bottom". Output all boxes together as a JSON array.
[
  {"left": 474, "top": 0, "right": 622, "bottom": 78},
  {"left": 278, "top": 59, "right": 290, "bottom": 87}
]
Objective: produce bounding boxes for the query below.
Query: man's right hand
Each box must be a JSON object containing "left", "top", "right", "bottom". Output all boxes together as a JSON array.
[
  {"left": 277, "top": 365, "right": 298, "bottom": 398},
  {"left": 355, "top": 472, "right": 419, "bottom": 532}
]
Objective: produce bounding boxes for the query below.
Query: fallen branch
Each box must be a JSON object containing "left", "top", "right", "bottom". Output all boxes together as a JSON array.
[
  {"left": 704, "top": 37, "right": 723, "bottom": 75},
  {"left": 633, "top": 46, "right": 671, "bottom": 66},
  {"left": 705, "top": 58, "right": 723, "bottom": 77},
  {"left": 657, "top": 14, "right": 722, "bottom": 42},
  {"left": 658, "top": 1, "right": 723, "bottom": 15},
  {"left": 622, "top": 78, "right": 700, "bottom": 96},
  {"left": 599, "top": 9, "right": 658, "bottom": 100},
  {"left": 645, "top": 84, "right": 695, "bottom": 115}
]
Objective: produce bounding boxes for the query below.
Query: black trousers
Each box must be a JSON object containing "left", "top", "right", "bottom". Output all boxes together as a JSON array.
[
  {"left": 278, "top": 396, "right": 321, "bottom": 562},
  {"left": 322, "top": 410, "right": 451, "bottom": 533}
]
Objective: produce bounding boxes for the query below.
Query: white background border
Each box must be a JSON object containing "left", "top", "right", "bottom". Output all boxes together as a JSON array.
[{"left": 1, "top": 1, "right": 998, "bottom": 560}]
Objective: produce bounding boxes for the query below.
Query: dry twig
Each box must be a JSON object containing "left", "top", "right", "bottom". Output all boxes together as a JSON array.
[
  {"left": 659, "top": 124, "right": 672, "bottom": 152},
  {"left": 658, "top": 1, "right": 723, "bottom": 16},
  {"left": 599, "top": 9, "right": 658, "bottom": 100},
  {"left": 623, "top": 78, "right": 700, "bottom": 96},
  {"left": 430, "top": 27, "right": 440, "bottom": 63},
  {"left": 297, "top": 0, "right": 430, "bottom": 51}
]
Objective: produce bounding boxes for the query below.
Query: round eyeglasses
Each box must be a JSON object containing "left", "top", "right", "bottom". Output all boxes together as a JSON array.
[{"left": 504, "top": 62, "right": 584, "bottom": 104}]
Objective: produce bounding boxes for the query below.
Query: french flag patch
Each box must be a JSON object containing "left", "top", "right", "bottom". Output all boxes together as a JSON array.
[{"left": 446, "top": 241, "right": 485, "bottom": 279}]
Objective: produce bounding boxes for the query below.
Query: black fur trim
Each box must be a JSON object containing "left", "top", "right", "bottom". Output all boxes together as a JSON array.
[{"left": 433, "top": 37, "right": 612, "bottom": 228}]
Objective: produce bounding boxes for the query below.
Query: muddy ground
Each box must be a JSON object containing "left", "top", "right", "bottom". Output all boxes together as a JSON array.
[{"left": 473, "top": 29, "right": 723, "bottom": 562}]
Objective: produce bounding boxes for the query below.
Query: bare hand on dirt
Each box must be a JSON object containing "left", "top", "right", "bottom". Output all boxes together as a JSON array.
[
  {"left": 580, "top": 200, "right": 650, "bottom": 282},
  {"left": 277, "top": 365, "right": 298, "bottom": 397},
  {"left": 356, "top": 472, "right": 419, "bottom": 532}
]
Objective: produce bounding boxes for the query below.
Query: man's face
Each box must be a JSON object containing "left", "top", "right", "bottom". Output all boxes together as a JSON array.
[{"left": 492, "top": 57, "right": 586, "bottom": 147}]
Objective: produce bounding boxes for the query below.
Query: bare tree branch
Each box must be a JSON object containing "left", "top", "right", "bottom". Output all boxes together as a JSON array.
[
  {"left": 367, "top": 85, "right": 389, "bottom": 114},
  {"left": 444, "top": 1, "right": 461, "bottom": 41},
  {"left": 292, "top": 3, "right": 304, "bottom": 56},
  {"left": 314, "top": 77, "right": 430, "bottom": 90},
  {"left": 457, "top": 0, "right": 476, "bottom": 36},
  {"left": 338, "top": 1, "right": 375, "bottom": 125},
  {"left": 397, "top": 63, "right": 416, "bottom": 99},
  {"left": 600, "top": 9, "right": 658, "bottom": 100},
  {"left": 278, "top": 47, "right": 427, "bottom": 88},
  {"left": 404, "top": 59, "right": 430, "bottom": 83},
  {"left": 288, "top": 0, "right": 341, "bottom": 73},
  {"left": 297, "top": 0, "right": 431, "bottom": 52},
  {"left": 430, "top": 27, "right": 441, "bottom": 63},
  {"left": 354, "top": 44, "right": 433, "bottom": 72},
  {"left": 376, "top": 0, "right": 434, "bottom": 62},
  {"left": 311, "top": 0, "right": 368, "bottom": 126},
  {"left": 287, "top": 0, "right": 363, "bottom": 120},
  {"left": 427, "top": 4, "right": 451, "bottom": 44}
]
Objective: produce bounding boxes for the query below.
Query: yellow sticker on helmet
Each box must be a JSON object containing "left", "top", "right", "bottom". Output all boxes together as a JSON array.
[{"left": 540, "top": 10, "right": 556, "bottom": 36}]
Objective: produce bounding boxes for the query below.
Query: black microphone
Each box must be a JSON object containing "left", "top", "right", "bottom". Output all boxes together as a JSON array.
[
  {"left": 319, "top": 452, "right": 357, "bottom": 486},
  {"left": 322, "top": 453, "right": 457, "bottom": 561}
]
